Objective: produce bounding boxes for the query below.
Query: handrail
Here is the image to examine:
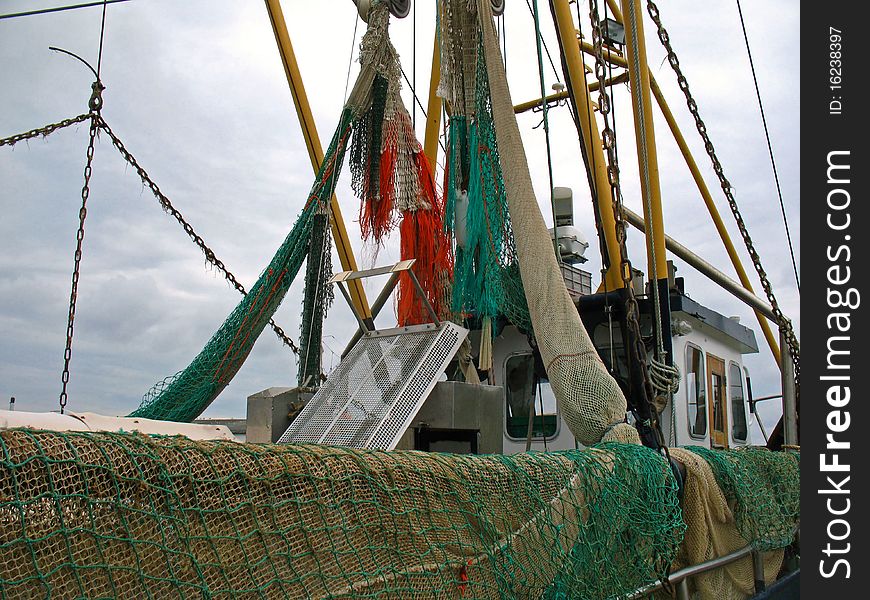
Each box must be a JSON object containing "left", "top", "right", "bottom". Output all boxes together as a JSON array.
[{"left": 627, "top": 544, "right": 758, "bottom": 599}]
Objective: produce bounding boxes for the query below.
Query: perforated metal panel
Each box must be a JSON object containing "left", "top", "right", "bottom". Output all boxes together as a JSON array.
[{"left": 278, "top": 322, "right": 467, "bottom": 450}]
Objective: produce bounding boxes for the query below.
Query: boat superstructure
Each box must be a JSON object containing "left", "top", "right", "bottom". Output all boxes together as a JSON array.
[{"left": 0, "top": 1, "right": 799, "bottom": 598}]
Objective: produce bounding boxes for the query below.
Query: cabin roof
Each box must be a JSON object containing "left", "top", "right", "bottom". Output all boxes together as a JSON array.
[{"left": 671, "top": 292, "right": 759, "bottom": 355}]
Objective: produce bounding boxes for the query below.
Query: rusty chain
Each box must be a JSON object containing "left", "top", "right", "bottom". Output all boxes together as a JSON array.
[
  {"left": 2, "top": 97, "right": 301, "bottom": 411},
  {"left": 93, "top": 116, "right": 300, "bottom": 355},
  {"left": 58, "top": 112, "right": 100, "bottom": 414},
  {"left": 0, "top": 113, "right": 91, "bottom": 148},
  {"left": 588, "top": 0, "right": 664, "bottom": 449},
  {"left": 645, "top": 0, "right": 800, "bottom": 386}
]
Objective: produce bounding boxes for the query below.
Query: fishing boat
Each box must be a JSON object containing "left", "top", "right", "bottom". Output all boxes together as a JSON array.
[{"left": 0, "top": 1, "right": 799, "bottom": 598}]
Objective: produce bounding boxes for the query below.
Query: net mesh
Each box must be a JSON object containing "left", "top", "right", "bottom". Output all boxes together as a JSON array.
[
  {"left": 682, "top": 446, "right": 800, "bottom": 551},
  {"left": 129, "top": 110, "right": 354, "bottom": 423},
  {"left": 467, "top": 0, "right": 636, "bottom": 445},
  {"left": 445, "top": 41, "right": 531, "bottom": 336},
  {"left": 666, "top": 447, "right": 799, "bottom": 599},
  {"left": 0, "top": 429, "right": 687, "bottom": 599}
]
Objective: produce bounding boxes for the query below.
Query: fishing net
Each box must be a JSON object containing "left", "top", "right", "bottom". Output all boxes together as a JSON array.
[
  {"left": 440, "top": 5, "right": 531, "bottom": 358},
  {"left": 448, "top": 0, "right": 636, "bottom": 445},
  {"left": 0, "top": 429, "right": 685, "bottom": 599},
  {"left": 666, "top": 447, "right": 799, "bottom": 600},
  {"left": 132, "top": 2, "right": 452, "bottom": 422},
  {"left": 129, "top": 109, "right": 354, "bottom": 423},
  {"left": 347, "top": 4, "right": 452, "bottom": 326},
  {"left": 682, "top": 446, "right": 800, "bottom": 551}
]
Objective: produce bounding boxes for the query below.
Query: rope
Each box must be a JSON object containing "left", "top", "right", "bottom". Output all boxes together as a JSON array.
[
  {"left": 524, "top": 0, "right": 561, "bottom": 83},
  {"left": 530, "top": 0, "right": 559, "bottom": 262},
  {"left": 735, "top": 0, "right": 799, "bottom": 292}
]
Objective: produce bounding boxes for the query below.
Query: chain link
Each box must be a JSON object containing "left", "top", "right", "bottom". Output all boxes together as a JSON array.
[
  {"left": 645, "top": 0, "right": 800, "bottom": 387},
  {"left": 589, "top": 0, "right": 662, "bottom": 446},
  {"left": 93, "top": 116, "right": 300, "bottom": 355},
  {"left": 0, "top": 113, "right": 91, "bottom": 148},
  {"left": 58, "top": 115, "right": 100, "bottom": 413}
]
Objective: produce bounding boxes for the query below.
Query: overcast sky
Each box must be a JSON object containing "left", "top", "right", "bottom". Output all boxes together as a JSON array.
[{"left": 0, "top": 1, "right": 798, "bottom": 441}]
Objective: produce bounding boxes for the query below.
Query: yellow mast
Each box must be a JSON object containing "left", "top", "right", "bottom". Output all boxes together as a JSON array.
[
  {"left": 579, "top": 6, "right": 782, "bottom": 367},
  {"left": 264, "top": 0, "right": 373, "bottom": 324},
  {"left": 551, "top": 0, "right": 624, "bottom": 292},
  {"left": 423, "top": 34, "right": 442, "bottom": 168}
]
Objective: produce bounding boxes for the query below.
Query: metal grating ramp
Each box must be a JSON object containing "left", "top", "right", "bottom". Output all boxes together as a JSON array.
[{"left": 277, "top": 322, "right": 467, "bottom": 450}]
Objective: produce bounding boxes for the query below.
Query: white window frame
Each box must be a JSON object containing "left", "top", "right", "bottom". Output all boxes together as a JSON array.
[
  {"left": 729, "top": 361, "right": 748, "bottom": 443},
  {"left": 685, "top": 343, "right": 707, "bottom": 440}
]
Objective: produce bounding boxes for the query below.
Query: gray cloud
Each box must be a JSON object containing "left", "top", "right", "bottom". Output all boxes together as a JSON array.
[{"left": 1, "top": 1, "right": 798, "bottom": 440}]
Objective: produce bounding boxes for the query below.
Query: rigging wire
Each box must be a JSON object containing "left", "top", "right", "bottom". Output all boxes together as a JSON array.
[
  {"left": 0, "top": 0, "right": 130, "bottom": 21},
  {"left": 412, "top": 0, "right": 416, "bottom": 129},
  {"left": 524, "top": 0, "right": 561, "bottom": 83},
  {"left": 96, "top": 0, "right": 108, "bottom": 78},
  {"left": 399, "top": 66, "right": 447, "bottom": 155},
  {"left": 735, "top": 0, "right": 799, "bottom": 292},
  {"left": 343, "top": 13, "right": 361, "bottom": 108},
  {"left": 530, "top": 0, "right": 559, "bottom": 261}
]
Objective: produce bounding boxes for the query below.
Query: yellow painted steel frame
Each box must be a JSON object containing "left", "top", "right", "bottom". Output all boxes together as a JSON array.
[
  {"left": 578, "top": 11, "right": 782, "bottom": 366},
  {"left": 620, "top": 0, "right": 667, "bottom": 284},
  {"left": 264, "top": 0, "right": 373, "bottom": 322},
  {"left": 551, "top": 0, "right": 624, "bottom": 292},
  {"left": 423, "top": 34, "right": 442, "bottom": 169},
  {"left": 513, "top": 72, "right": 629, "bottom": 115}
]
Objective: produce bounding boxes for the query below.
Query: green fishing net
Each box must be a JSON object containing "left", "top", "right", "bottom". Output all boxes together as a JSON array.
[
  {"left": 684, "top": 446, "right": 800, "bottom": 551},
  {"left": 129, "top": 110, "right": 353, "bottom": 423},
  {"left": 0, "top": 429, "right": 684, "bottom": 599}
]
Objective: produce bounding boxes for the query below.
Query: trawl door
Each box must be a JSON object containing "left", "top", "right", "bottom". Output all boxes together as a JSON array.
[{"left": 707, "top": 354, "right": 728, "bottom": 448}]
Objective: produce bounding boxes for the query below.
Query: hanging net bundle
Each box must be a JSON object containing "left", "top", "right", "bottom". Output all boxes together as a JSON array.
[
  {"left": 347, "top": 5, "right": 452, "bottom": 326},
  {"left": 130, "top": 2, "right": 450, "bottom": 422},
  {"left": 438, "top": 0, "right": 636, "bottom": 445},
  {"left": 439, "top": 2, "right": 531, "bottom": 343},
  {"left": 0, "top": 428, "right": 685, "bottom": 599}
]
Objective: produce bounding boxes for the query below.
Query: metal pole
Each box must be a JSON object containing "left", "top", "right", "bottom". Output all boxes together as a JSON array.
[
  {"left": 263, "top": 0, "right": 373, "bottom": 325},
  {"left": 513, "top": 72, "right": 629, "bottom": 114},
  {"left": 781, "top": 328, "right": 798, "bottom": 448},
  {"left": 676, "top": 580, "right": 690, "bottom": 600},
  {"left": 341, "top": 272, "right": 401, "bottom": 357},
  {"left": 752, "top": 549, "right": 767, "bottom": 593},
  {"left": 423, "top": 33, "right": 442, "bottom": 169},
  {"left": 621, "top": 206, "right": 776, "bottom": 321},
  {"left": 627, "top": 544, "right": 755, "bottom": 598},
  {"left": 576, "top": 37, "right": 782, "bottom": 366},
  {"left": 620, "top": 0, "right": 672, "bottom": 365},
  {"left": 550, "top": 0, "right": 624, "bottom": 291}
]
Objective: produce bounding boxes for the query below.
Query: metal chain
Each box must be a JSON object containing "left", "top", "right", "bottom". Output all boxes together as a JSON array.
[
  {"left": 0, "top": 113, "right": 91, "bottom": 148},
  {"left": 645, "top": 0, "right": 800, "bottom": 384},
  {"left": 588, "top": 0, "right": 662, "bottom": 446},
  {"left": 93, "top": 116, "right": 300, "bottom": 355},
  {"left": 59, "top": 110, "right": 100, "bottom": 414}
]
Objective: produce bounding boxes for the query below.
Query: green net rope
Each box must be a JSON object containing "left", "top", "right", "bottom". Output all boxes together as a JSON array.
[
  {"left": 0, "top": 429, "right": 683, "bottom": 599},
  {"left": 684, "top": 446, "right": 800, "bottom": 551},
  {"left": 448, "top": 42, "right": 531, "bottom": 332},
  {"left": 129, "top": 109, "right": 354, "bottom": 423}
]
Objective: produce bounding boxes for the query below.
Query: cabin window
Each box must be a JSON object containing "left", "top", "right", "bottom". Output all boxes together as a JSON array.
[
  {"left": 729, "top": 362, "right": 748, "bottom": 442},
  {"left": 504, "top": 353, "right": 558, "bottom": 439},
  {"left": 686, "top": 344, "right": 707, "bottom": 438}
]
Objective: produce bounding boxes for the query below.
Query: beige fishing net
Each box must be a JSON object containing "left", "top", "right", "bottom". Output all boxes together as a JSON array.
[{"left": 476, "top": 0, "right": 638, "bottom": 446}]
